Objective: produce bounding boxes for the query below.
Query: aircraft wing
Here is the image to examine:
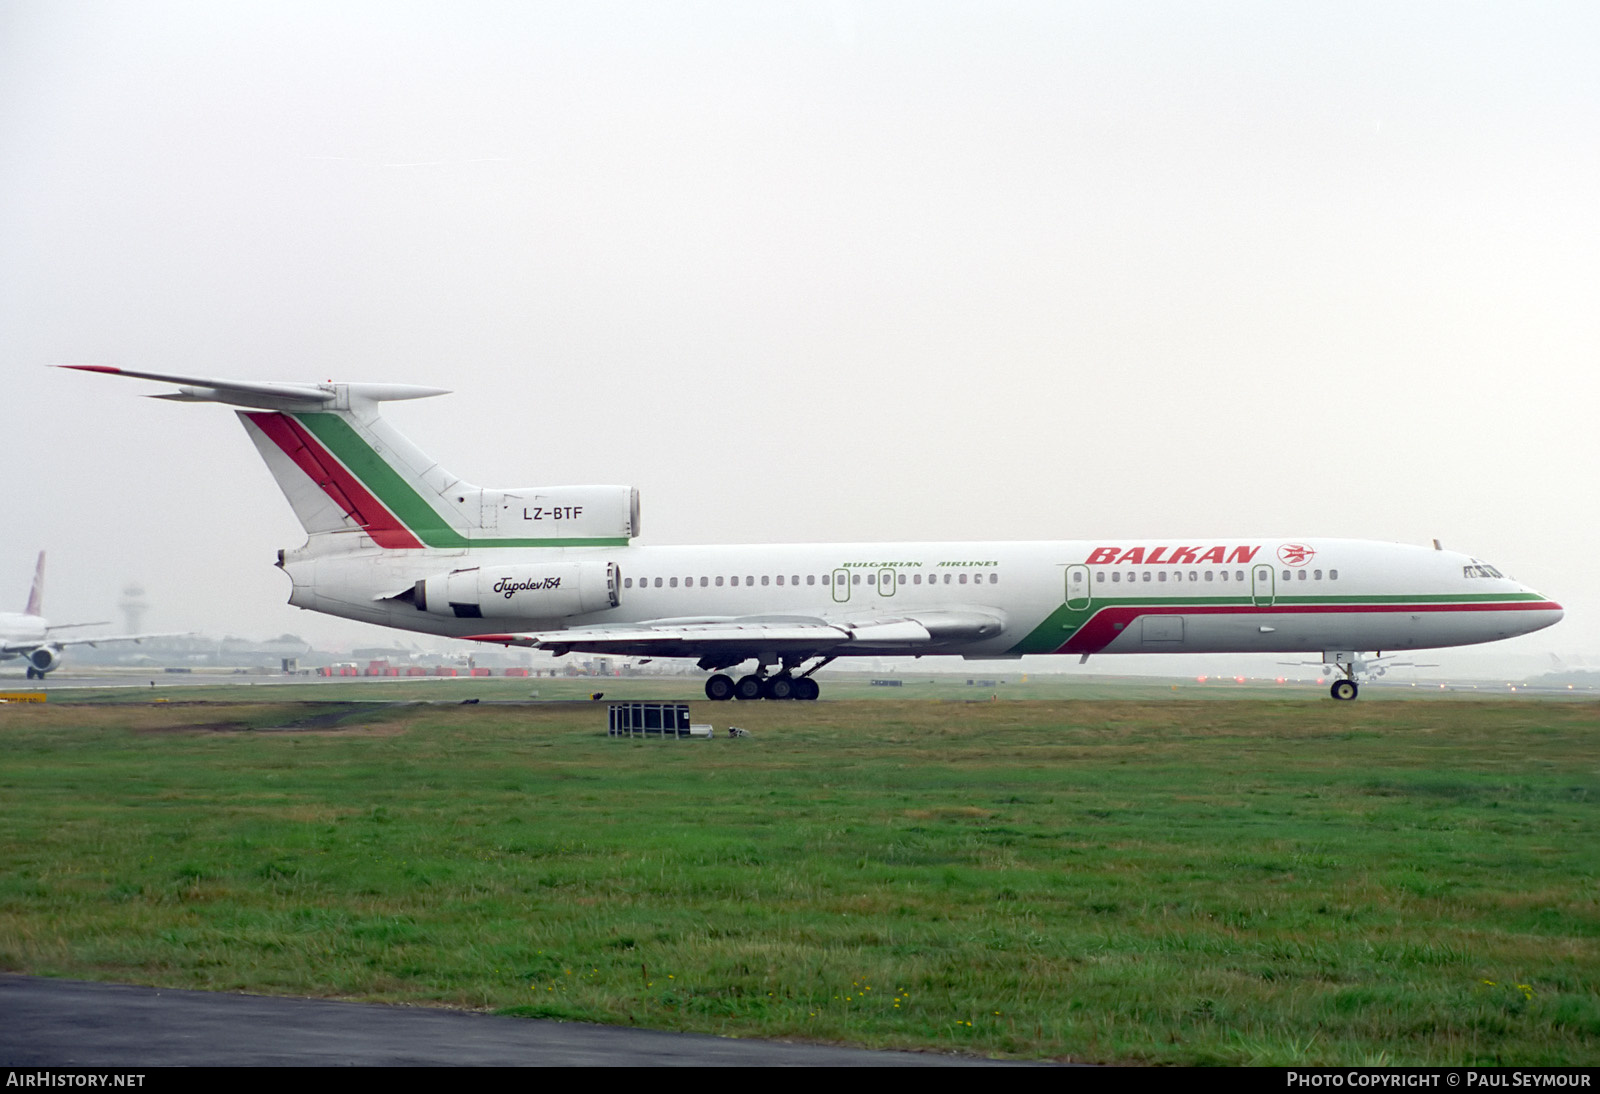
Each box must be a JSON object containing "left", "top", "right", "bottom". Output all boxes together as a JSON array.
[
  {"left": 3, "top": 632, "right": 188, "bottom": 655},
  {"left": 467, "top": 610, "right": 1004, "bottom": 658},
  {"left": 469, "top": 620, "right": 856, "bottom": 658}
]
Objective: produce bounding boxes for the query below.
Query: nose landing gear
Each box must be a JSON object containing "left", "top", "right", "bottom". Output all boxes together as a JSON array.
[{"left": 1326, "top": 652, "right": 1363, "bottom": 701}]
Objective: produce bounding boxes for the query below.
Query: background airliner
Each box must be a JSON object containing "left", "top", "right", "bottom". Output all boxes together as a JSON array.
[
  {"left": 68, "top": 367, "right": 1563, "bottom": 700},
  {"left": 0, "top": 552, "right": 169, "bottom": 678}
]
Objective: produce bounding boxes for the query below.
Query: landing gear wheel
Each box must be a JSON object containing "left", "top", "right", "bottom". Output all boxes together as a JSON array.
[
  {"left": 793, "top": 677, "right": 820, "bottom": 701},
  {"left": 1330, "top": 679, "right": 1358, "bottom": 701},
  {"left": 26, "top": 668, "right": 38, "bottom": 680},
  {"left": 734, "top": 675, "right": 764, "bottom": 701},
  {"left": 763, "top": 676, "right": 795, "bottom": 701},
  {"left": 705, "top": 674, "right": 735, "bottom": 701}
]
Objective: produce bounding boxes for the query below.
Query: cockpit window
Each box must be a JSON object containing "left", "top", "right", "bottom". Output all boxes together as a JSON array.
[{"left": 1463, "top": 562, "right": 1503, "bottom": 579}]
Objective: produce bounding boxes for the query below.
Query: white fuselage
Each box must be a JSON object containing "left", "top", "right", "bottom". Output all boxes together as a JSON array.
[
  {"left": 281, "top": 536, "right": 1561, "bottom": 659},
  {"left": 0, "top": 612, "right": 48, "bottom": 659}
]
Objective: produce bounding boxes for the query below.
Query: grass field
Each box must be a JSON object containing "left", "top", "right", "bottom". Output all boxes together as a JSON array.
[{"left": 1, "top": 693, "right": 1596, "bottom": 1064}]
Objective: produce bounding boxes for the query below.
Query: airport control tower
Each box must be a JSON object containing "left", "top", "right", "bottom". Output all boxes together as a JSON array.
[{"left": 119, "top": 583, "right": 148, "bottom": 634}]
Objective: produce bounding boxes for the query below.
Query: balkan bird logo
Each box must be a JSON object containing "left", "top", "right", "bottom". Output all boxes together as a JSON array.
[{"left": 1278, "top": 543, "right": 1316, "bottom": 566}]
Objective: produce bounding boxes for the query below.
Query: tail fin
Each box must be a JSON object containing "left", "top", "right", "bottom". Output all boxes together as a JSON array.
[
  {"left": 65, "top": 367, "right": 639, "bottom": 549},
  {"left": 25, "top": 551, "right": 44, "bottom": 616}
]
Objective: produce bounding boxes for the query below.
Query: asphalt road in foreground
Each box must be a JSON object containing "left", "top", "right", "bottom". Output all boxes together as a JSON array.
[{"left": 0, "top": 976, "right": 1032, "bottom": 1066}]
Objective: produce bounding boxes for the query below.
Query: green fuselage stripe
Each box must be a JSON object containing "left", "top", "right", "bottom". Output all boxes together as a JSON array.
[
  {"left": 476, "top": 538, "right": 633, "bottom": 547},
  {"left": 294, "top": 413, "right": 627, "bottom": 549}
]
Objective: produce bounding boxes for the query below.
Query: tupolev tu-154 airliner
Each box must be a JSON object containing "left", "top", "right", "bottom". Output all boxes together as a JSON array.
[{"left": 68, "top": 366, "right": 1563, "bottom": 701}]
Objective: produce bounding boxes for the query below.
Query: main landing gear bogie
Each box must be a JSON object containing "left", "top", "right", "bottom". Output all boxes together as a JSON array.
[{"left": 704, "top": 665, "right": 825, "bottom": 702}]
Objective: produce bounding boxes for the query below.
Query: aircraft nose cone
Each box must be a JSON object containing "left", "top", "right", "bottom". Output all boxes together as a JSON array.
[{"left": 1528, "top": 593, "right": 1563, "bottom": 632}]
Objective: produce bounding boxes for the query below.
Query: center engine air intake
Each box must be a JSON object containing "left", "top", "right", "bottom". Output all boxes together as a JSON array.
[{"left": 412, "top": 561, "right": 621, "bottom": 620}]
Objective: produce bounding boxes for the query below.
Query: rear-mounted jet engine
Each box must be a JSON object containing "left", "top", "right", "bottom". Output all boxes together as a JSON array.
[{"left": 409, "top": 562, "right": 621, "bottom": 620}]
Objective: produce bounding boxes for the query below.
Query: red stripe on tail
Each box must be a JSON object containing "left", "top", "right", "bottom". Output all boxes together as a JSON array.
[{"left": 244, "top": 412, "right": 424, "bottom": 549}]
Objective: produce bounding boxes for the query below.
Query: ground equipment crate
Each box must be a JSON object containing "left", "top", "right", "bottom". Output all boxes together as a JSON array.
[{"left": 608, "top": 702, "right": 694, "bottom": 739}]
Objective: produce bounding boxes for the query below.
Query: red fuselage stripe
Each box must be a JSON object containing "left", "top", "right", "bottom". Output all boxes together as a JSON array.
[{"left": 1057, "top": 600, "right": 1563, "bottom": 654}]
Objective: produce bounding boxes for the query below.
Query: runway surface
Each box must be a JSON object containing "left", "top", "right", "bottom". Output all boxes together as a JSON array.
[
  {"left": 0, "top": 976, "right": 1030, "bottom": 1066},
  {"left": 3, "top": 670, "right": 389, "bottom": 690}
]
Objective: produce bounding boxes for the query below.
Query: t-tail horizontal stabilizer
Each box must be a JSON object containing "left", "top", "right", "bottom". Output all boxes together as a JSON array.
[
  {"left": 64, "top": 366, "right": 640, "bottom": 550},
  {"left": 61, "top": 366, "right": 449, "bottom": 409}
]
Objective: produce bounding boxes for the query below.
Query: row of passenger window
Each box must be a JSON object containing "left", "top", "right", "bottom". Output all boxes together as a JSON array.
[
  {"left": 1100, "top": 569, "right": 1340, "bottom": 584},
  {"left": 621, "top": 572, "right": 1002, "bottom": 590}
]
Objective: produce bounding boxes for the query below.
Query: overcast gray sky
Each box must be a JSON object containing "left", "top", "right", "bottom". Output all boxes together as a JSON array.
[{"left": 2, "top": 1, "right": 1596, "bottom": 665}]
